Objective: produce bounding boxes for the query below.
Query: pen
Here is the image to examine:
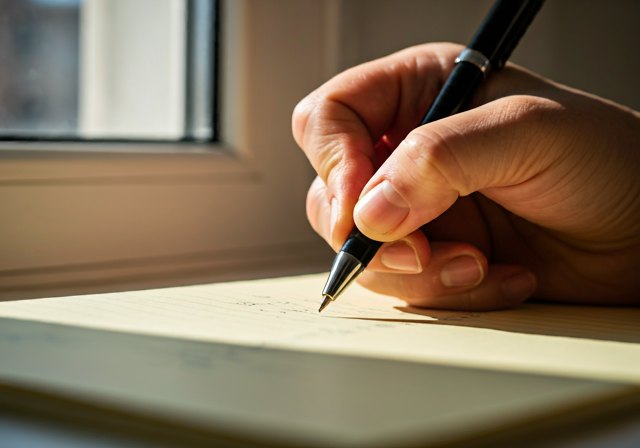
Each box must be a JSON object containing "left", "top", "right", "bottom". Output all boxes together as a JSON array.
[{"left": 319, "top": 0, "right": 546, "bottom": 312}]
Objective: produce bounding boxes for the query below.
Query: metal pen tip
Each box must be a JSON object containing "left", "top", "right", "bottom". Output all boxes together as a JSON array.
[{"left": 318, "top": 295, "right": 332, "bottom": 313}]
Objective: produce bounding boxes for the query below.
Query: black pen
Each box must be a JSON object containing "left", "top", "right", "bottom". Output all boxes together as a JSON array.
[{"left": 319, "top": 0, "right": 546, "bottom": 312}]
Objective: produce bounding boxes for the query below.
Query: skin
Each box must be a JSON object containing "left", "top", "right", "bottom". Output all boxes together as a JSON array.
[{"left": 292, "top": 43, "right": 640, "bottom": 311}]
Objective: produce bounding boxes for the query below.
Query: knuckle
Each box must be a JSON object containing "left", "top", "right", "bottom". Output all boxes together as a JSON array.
[
  {"left": 317, "top": 146, "right": 345, "bottom": 184},
  {"left": 496, "top": 95, "right": 560, "bottom": 125},
  {"left": 406, "top": 131, "right": 452, "bottom": 167},
  {"left": 303, "top": 99, "right": 370, "bottom": 183},
  {"left": 401, "top": 129, "right": 470, "bottom": 195}
]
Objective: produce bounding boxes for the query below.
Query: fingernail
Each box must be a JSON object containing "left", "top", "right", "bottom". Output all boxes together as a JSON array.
[
  {"left": 380, "top": 241, "right": 421, "bottom": 273},
  {"left": 329, "top": 197, "right": 338, "bottom": 247},
  {"left": 502, "top": 273, "right": 536, "bottom": 303},
  {"left": 441, "top": 255, "right": 483, "bottom": 287},
  {"left": 354, "top": 181, "right": 409, "bottom": 234}
]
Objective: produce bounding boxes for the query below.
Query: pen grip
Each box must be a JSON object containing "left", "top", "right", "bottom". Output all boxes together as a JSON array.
[{"left": 419, "top": 62, "right": 484, "bottom": 126}]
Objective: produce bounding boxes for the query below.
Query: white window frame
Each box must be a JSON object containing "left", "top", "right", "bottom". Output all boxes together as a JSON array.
[{"left": 0, "top": 0, "right": 341, "bottom": 300}]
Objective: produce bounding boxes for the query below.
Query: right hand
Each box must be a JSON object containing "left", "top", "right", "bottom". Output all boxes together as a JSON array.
[{"left": 293, "top": 43, "right": 640, "bottom": 310}]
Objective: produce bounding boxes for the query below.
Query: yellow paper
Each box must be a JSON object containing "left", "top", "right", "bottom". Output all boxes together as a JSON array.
[{"left": 1, "top": 273, "right": 639, "bottom": 384}]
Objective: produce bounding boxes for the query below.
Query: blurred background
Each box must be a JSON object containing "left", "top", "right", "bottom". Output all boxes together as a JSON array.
[
  {"left": 0, "top": 0, "right": 80, "bottom": 136},
  {"left": 331, "top": 0, "right": 640, "bottom": 112},
  {"left": 0, "top": 0, "right": 214, "bottom": 140}
]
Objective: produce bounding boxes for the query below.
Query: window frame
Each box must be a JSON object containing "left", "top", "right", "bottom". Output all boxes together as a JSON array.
[{"left": 0, "top": 0, "right": 249, "bottom": 185}]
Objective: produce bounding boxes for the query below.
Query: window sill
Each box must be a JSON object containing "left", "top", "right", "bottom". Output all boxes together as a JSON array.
[{"left": 0, "top": 142, "right": 260, "bottom": 186}]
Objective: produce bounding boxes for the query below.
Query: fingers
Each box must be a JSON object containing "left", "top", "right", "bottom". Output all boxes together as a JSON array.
[
  {"left": 353, "top": 94, "right": 562, "bottom": 242},
  {"left": 292, "top": 44, "right": 462, "bottom": 174},
  {"left": 309, "top": 175, "right": 537, "bottom": 311},
  {"left": 358, "top": 241, "right": 537, "bottom": 311},
  {"left": 307, "top": 175, "right": 430, "bottom": 261},
  {"left": 367, "top": 229, "right": 430, "bottom": 273},
  {"left": 306, "top": 176, "right": 335, "bottom": 248},
  {"left": 294, "top": 43, "right": 464, "bottom": 246}
]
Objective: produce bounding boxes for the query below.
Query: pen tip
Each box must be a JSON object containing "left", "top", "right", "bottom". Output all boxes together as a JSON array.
[{"left": 318, "top": 295, "right": 332, "bottom": 313}]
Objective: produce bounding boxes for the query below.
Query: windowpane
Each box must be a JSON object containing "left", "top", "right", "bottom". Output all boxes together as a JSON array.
[
  {"left": 0, "top": 0, "right": 218, "bottom": 142},
  {"left": 0, "top": 0, "right": 80, "bottom": 136}
]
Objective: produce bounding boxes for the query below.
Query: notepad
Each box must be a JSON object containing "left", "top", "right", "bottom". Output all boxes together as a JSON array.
[
  {"left": 1, "top": 274, "right": 639, "bottom": 447},
  {"left": 1, "top": 273, "right": 639, "bottom": 384}
]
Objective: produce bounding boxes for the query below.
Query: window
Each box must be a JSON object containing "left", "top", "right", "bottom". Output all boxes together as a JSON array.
[
  {"left": 0, "top": 0, "right": 81, "bottom": 137},
  {"left": 1, "top": 0, "right": 333, "bottom": 300},
  {"left": 0, "top": 0, "right": 219, "bottom": 141}
]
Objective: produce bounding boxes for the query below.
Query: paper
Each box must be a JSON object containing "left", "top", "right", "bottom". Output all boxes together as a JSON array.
[{"left": 1, "top": 273, "right": 639, "bottom": 384}]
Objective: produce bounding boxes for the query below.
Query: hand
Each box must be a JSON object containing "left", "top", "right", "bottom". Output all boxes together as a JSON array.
[{"left": 293, "top": 43, "right": 640, "bottom": 310}]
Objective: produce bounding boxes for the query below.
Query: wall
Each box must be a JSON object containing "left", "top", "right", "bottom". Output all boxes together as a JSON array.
[{"left": 337, "top": 0, "right": 640, "bottom": 111}]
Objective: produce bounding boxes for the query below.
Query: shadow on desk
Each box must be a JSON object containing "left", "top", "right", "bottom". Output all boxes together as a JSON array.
[{"left": 383, "top": 302, "right": 640, "bottom": 344}]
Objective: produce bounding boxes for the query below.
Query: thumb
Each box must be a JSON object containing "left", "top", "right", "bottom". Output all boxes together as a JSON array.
[{"left": 353, "top": 95, "right": 555, "bottom": 241}]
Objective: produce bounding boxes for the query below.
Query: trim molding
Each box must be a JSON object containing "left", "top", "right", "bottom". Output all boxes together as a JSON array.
[{"left": 1, "top": 239, "right": 334, "bottom": 301}]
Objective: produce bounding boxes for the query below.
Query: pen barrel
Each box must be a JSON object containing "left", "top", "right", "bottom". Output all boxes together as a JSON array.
[
  {"left": 419, "top": 62, "right": 484, "bottom": 126},
  {"left": 342, "top": 228, "right": 383, "bottom": 267},
  {"left": 470, "top": 0, "right": 546, "bottom": 70}
]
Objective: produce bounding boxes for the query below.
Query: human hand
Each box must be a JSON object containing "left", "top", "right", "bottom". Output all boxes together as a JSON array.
[{"left": 293, "top": 43, "right": 640, "bottom": 310}]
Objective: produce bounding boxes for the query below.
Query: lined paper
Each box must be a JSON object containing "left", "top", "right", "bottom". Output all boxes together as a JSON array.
[{"left": 1, "top": 273, "right": 639, "bottom": 384}]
